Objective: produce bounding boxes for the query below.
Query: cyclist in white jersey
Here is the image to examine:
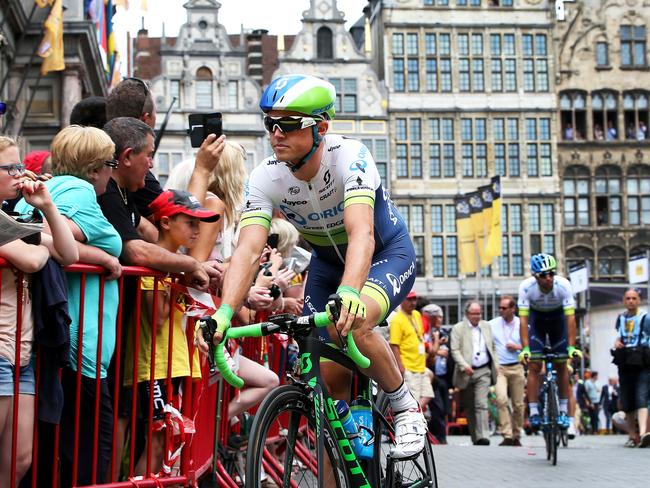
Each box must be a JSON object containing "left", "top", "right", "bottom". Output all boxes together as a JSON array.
[
  {"left": 196, "top": 74, "right": 427, "bottom": 458},
  {"left": 518, "top": 253, "right": 582, "bottom": 429}
]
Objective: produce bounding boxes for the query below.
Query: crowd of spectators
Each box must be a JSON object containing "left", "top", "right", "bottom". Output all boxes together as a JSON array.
[
  {"left": 387, "top": 288, "right": 650, "bottom": 449},
  {"left": 0, "top": 77, "right": 311, "bottom": 486}
]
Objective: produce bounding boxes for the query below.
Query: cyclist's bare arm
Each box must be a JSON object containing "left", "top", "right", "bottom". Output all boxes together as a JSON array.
[
  {"left": 566, "top": 313, "right": 577, "bottom": 347},
  {"left": 340, "top": 203, "right": 374, "bottom": 290},
  {"left": 519, "top": 313, "right": 529, "bottom": 348},
  {"left": 338, "top": 203, "right": 374, "bottom": 334},
  {"left": 221, "top": 224, "right": 269, "bottom": 311}
]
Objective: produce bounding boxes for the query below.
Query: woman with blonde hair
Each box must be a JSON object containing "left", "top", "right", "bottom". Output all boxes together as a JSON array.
[
  {"left": 0, "top": 136, "right": 77, "bottom": 485},
  {"left": 15, "top": 125, "right": 122, "bottom": 485},
  {"left": 165, "top": 140, "right": 247, "bottom": 262}
]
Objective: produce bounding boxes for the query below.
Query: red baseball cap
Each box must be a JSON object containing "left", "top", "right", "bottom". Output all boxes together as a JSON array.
[
  {"left": 149, "top": 190, "right": 220, "bottom": 222},
  {"left": 406, "top": 291, "right": 417, "bottom": 299},
  {"left": 23, "top": 150, "right": 50, "bottom": 174}
]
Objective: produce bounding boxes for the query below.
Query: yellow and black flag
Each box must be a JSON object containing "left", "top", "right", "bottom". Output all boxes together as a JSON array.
[
  {"left": 468, "top": 191, "right": 489, "bottom": 267},
  {"left": 454, "top": 195, "right": 477, "bottom": 274},
  {"left": 485, "top": 176, "right": 502, "bottom": 260},
  {"left": 478, "top": 183, "right": 494, "bottom": 260},
  {"left": 37, "top": 0, "right": 65, "bottom": 75}
]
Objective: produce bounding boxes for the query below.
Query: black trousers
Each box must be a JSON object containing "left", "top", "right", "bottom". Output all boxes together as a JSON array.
[{"left": 428, "top": 374, "right": 450, "bottom": 442}]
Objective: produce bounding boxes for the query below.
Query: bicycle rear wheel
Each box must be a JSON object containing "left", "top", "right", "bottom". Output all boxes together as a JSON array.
[
  {"left": 245, "top": 384, "right": 349, "bottom": 488},
  {"left": 369, "top": 391, "right": 438, "bottom": 487}
]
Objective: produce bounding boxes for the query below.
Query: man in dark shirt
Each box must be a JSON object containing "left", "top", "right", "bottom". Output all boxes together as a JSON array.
[{"left": 100, "top": 117, "right": 216, "bottom": 286}]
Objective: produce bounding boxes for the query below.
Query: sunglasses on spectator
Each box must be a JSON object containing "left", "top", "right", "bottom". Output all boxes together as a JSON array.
[
  {"left": 123, "top": 77, "right": 150, "bottom": 115},
  {"left": 263, "top": 115, "right": 322, "bottom": 134},
  {"left": 104, "top": 159, "right": 119, "bottom": 168},
  {"left": 499, "top": 306, "right": 512, "bottom": 310},
  {"left": 0, "top": 102, "right": 6, "bottom": 115},
  {"left": 536, "top": 271, "right": 555, "bottom": 278},
  {"left": 0, "top": 163, "right": 26, "bottom": 176}
]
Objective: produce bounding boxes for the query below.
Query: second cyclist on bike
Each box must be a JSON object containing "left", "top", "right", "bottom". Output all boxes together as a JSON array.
[{"left": 517, "top": 253, "right": 582, "bottom": 431}]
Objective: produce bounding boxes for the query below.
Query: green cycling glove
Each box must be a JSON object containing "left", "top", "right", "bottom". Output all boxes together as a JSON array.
[
  {"left": 518, "top": 346, "right": 531, "bottom": 363},
  {"left": 567, "top": 345, "right": 582, "bottom": 359},
  {"left": 330, "top": 285, "right": 367, "bottom": 320},
  {"left": 212, "top": 304, "right": 234, "bottom": 343}
]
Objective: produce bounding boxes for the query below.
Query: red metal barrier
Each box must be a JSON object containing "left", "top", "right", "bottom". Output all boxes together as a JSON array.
[{"left": 0, "top": 259, "right": 231, "bottom": 488}]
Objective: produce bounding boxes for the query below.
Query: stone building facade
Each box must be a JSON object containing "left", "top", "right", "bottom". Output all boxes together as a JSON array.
[
  {"left": 366, "top": 0, "right": 562, "bottom": 322},
  {"left": 0, "top": 1, "right": 107, "bottom": 147},
  {"left": 556, "top": 0, "right": 650, "bottom": 282}
]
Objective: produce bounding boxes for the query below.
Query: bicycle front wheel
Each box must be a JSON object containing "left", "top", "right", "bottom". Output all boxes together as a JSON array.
[
  {"left": 547, "top": 383, "right": 559, "bottom": 466},
  {"left": 370, "top": 391, "right": 438, "bottom": 487},
  {"left": 245, "top": 384, "right": 349, "bottom": 488}
]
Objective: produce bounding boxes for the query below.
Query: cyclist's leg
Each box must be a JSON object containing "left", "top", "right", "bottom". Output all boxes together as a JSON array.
[
  {"left": 547, "top": 311, "right": 569, "bottom": 411},
  {"left": 526, "top": 310, "right": 545, "bottom": 403}
]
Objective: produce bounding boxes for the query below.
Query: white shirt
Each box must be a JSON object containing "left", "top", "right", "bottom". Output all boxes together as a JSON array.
[
  {"left": 489, "top": 316, "right": 521, "bottom": 365},
  {"left": 470, "top": 324, "right": 489, "bottom": 367}
]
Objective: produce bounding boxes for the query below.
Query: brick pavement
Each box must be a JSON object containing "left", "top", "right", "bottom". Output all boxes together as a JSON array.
[{"left": 432, "top": 434, "right": 648, "bottom": 488}]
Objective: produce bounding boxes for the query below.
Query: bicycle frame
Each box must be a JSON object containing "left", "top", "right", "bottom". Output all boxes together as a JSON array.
[{"left": 294, "top": 334, "right": 375, "bottom": 488}]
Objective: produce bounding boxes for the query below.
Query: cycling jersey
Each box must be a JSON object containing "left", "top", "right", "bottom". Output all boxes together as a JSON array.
[
  {"left": 241, "top": 134, "right": 406, "bottom": 265},
  {"left": 517, "top": 275, "right": 576, "bottom": 317}
]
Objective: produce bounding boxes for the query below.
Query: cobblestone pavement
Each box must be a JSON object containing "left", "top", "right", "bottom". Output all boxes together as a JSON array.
[{"left": 432, "top": 434, "right": 648, "bottom": 488}]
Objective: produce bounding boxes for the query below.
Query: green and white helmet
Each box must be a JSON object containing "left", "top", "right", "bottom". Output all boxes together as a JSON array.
[{"left": 260, "top": 74, "right": 336, "bottom": 120}]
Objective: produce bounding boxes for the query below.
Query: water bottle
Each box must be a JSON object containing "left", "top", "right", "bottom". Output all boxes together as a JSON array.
[
  {"left": 335, "top": 400, "right": 363, "bottom": 456},
  {"left": 350, "top": 398, "right": 374, "bottom": 460}
]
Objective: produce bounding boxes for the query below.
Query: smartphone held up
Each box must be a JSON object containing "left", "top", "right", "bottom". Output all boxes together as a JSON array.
[{"left": 188, "top": 112, "right": 223, "bottom": 148}]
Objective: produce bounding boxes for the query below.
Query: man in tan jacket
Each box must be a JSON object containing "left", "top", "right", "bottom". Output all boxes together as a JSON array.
[{"left": 451, "top": 301, "right": 499, "bottom": 445}]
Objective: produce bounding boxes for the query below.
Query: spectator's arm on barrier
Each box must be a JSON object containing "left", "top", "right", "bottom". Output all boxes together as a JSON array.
[
  {"left": 23, "top": 181, "right": 78, "bottom": 265},
  {"left": 0, "top": 239, "right": 49, "bottom": 273},
  {"left": 136, "top": 214, "right": 159, "bottom": 243},
  {"left": 123, "top": 239, "right": 209, "bottom": 290},
  {"left": 76, "top": 242, "right": 122, "bottom": 280}
]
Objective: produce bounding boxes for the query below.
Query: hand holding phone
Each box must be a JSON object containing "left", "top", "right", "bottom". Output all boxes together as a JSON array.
[{"left": 188, "top": 112, "right": 223, "bottom": 148}]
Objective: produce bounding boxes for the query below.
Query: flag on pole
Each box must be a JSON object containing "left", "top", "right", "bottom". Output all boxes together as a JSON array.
[
  {"left": 478, "top": 183, "right": 494, "bottom": 261},
  {"left": 628, "top": 255, "right": 649, "bottom": 284},
  {"left": 569, "top": 262, "right": 589, "bottom": 294},
  {"left": 485, "top": 176, "right": 502, "bottom": 260},
  {"left": 38, "top": 0, "right": 65, "bottom": 75},
  {"left": 468, "top": 191, "right": 489, "bottom": 267},
  {"left": 455, "top": 195, "right": 477, "bottom": 274}
]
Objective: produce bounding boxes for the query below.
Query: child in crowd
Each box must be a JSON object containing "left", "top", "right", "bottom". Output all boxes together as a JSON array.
[
  {"left": 123, "top": 189, "right": 219, "bottom": 475},
  {"left": 0, "top": 136, "right": 78, "bottom": 484}
]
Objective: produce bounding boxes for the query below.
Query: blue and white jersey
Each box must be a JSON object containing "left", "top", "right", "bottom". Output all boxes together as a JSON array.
[
  {"left": 240, "top": 134, "right": 408, "bottom": 265},
  {"left": 616, "top": 310, "right": 647, "bottom": 347},
  {"left": 517, "top": 275, "right": 576, "bottom": 316}
]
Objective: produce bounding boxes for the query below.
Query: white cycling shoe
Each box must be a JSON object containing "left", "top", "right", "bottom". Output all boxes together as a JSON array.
[
  {"left": 390, "top": 407, "right": 428, "bottom": 459},
  {"left": 567, "top": 422, "right": 577, "bottom": 440}
]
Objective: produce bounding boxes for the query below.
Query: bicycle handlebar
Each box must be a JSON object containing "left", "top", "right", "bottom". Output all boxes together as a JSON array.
[{"left": 198, "top": 295, "right": 371, "bottom": 388}]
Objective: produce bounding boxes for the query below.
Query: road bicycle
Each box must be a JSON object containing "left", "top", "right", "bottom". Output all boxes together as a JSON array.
[
  {"left": 525, "top": 347, "right": 569, "bottom": 466},
  {"left": 199, "top": 295, "right": 437, "bottom": 487}
]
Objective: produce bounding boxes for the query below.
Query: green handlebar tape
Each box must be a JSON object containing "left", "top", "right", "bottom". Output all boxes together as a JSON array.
[
  {"left": 347, "top": 334, "right": 371, "bottom": 369},
  {"left": 314, "top": 311, "right": 332, "bottom": 328},
  {"left": 214, "top": 344, "right": 243, "bottom": 389},
  {"left": 336, "top": 285, "right": 360, "bottom": 298},
  {"left": 213, "top": 304, "right": 234, "bottom": 334},
  {"left": 227, "top": 323, "right": 264, "bottom": 340}
]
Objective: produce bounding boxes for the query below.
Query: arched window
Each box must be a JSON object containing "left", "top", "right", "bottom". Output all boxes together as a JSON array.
[
  {"left": 595, "top": 165, "right": 621, "bottom": 226},
  {"left": 195, "top": 67, "right": 213, "bottom": 109},
  {"left": 563, "top": 165, "right": 590, "bottom": 226},
  {"left": 317, "top": 27, "right": 333, "bottom": 59},
  {"left": 591, "top": 90, "right": 618, "bottom": 141},
  {"left": 623, "top": 91, "right": 649, "bottom": 140},
  {"left": 559, "top": 90, "right": 587, "bottom": 141},
  {"left": 627, "top": 164, "right": 650, "bottom": 225},
  {"left": 566, "top": 246, "right": 594, "bottom": 275},
  {"left": 597, "top": 246, "right": 625, "bottom": 280}
]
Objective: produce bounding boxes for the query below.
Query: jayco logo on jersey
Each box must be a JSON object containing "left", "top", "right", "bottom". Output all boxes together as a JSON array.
[
  {"left": 386, "top": 261, "right": 415, "bottom": 296},
  {"left": 282, "top": 198, "right": 308, "bottom": 207}
]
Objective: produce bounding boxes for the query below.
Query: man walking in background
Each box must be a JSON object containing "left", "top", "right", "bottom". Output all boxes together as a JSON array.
[
  {"left": 451, "top": 301, "right": 499, "bottom": 445},
  {"left": 489, "top": 296, "right": 525, "bottom": 446}
]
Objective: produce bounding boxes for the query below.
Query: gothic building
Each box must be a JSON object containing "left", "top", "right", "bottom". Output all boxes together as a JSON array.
[
  {"left": 366, "top": 0, "right": 561, "bottom": 321},
  {"left": 0, "top": 1, "right": 107, "bottom": 148}
]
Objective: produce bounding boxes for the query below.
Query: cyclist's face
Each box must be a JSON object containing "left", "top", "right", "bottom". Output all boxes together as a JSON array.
[
  {"left": 535, "top": 272, "right": 554, "bottom": 292},
  {"left": 266, "top": 110, "right": 327, "bottom": 164}
]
